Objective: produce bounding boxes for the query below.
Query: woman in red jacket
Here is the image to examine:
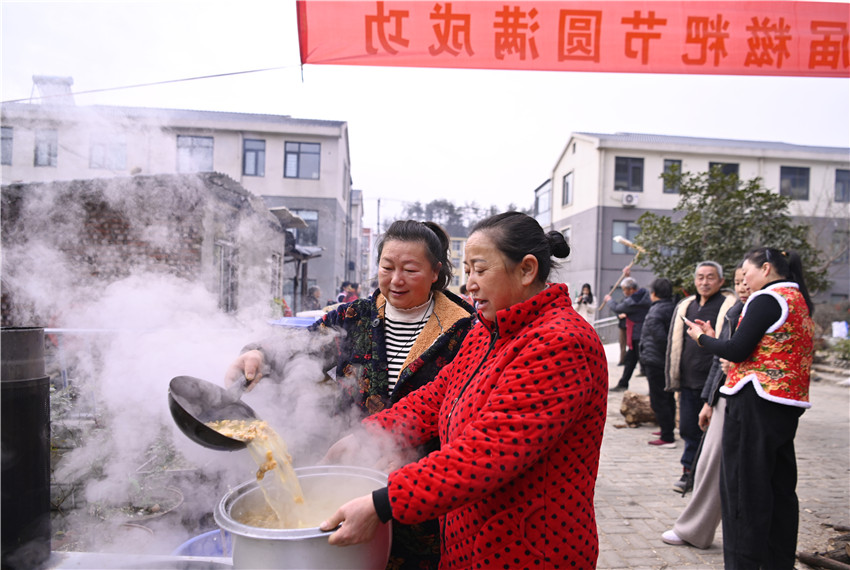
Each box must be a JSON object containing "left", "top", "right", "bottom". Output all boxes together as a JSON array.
[{"left": 320, "top": 212, "right": 609, "bottom": 569}]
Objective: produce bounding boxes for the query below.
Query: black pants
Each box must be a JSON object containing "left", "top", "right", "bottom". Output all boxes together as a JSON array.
[
  {"left": 720, "top": 383, "right": 805, "bottom": 570},
  {"left": 679, "top": 387, "right": 703, "bottom": 469},
  {"left": 617, "top": 344, "right": 640, "bottom": 387},
  {"left": 645, "top": 364, "right": 676, "bottom": 442}
]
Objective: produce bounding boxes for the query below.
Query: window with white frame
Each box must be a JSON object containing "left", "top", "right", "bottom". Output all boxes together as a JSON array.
[
  {"left": 780, "top": 166, "right": 810, "bottom": 201},
  {"left": 614, "top": 157, "right": 643, "bottom": 192},
  {"left": 177, "top": 135, "right": 214, "bottom": 173},
  {"left": 243, "top": 139, "right": 265, "bottom": 177},
  {"left": 284, "top": 142, "right": 320, "bottom": 179},
  {"left": 612, "top": 221, "right": 640, "bottom": 254},
  {"left": 90, "top": 136, "right": 126, "bottom": 170},
  {"left": 835, "top": 169, "right": 849, "bottom": 203},
  {"left": 561, "top": 226, "right": 572, "bottom": 255},
  {"left": 1, "top": 127, "right": 12, "bottom": 165},
  {"left": 562, "top": 172, "right": 573, "bottom": 206},
  {"left": 34, "top": 129, "right": 58, "bottom": 167}
]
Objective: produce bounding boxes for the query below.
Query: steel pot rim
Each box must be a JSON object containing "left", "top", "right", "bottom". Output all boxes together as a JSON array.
[{"left": 214, "top": 465, "right": 388, "bottom": 540}]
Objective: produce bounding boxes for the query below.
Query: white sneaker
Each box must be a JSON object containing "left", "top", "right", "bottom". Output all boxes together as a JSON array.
[{"left": 662, "top": 530, "right": 686, "bottom": 545}]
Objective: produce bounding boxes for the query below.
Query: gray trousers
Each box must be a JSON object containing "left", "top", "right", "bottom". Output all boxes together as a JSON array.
[{"left": 672, "top": 398, "right": 724, "bottom": 549}]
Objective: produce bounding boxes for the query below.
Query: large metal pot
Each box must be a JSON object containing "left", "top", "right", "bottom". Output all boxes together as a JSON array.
[
  {"left": 214, "top": 465, "right": 391, "bottom": 569},
  {"left": 1, "top": 327, "right": 51, "bottom": 570}
]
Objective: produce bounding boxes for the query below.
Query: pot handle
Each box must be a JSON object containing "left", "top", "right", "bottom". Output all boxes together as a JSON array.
[{"left": 225, "top": 374, "right": 250, "bottom": 402}]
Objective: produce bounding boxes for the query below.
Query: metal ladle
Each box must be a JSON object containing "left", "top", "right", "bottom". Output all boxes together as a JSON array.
[{"left": 168, "top": 375, "right": 257, "bottom": 451}]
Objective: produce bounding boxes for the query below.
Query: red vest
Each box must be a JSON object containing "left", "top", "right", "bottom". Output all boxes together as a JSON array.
[{"left": 721, "top": 283, "right": 813, "bottom": 408}]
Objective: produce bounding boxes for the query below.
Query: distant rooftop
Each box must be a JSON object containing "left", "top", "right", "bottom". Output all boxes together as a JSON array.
[
  {"left": 32, "top": 75, "right": 75, "bottom": 105},
  {"left": 575, "top": 131, "right": 849, "bottom": 155},
  {"left": 1, "top": 100, "right": 347, "bottom": 129}
]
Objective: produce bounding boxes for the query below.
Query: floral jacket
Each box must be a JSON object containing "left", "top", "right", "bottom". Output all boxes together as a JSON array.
[
  {"left": 312, "top": 288, "right": 475, "bottom": 418},
  {"left": 365, "top": 283, "right": 609, "bottom": 570}
]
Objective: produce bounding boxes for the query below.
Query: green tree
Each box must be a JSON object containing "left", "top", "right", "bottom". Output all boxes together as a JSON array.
[{"left": 635, "top": 166, "right": 829, "bottom": 296}]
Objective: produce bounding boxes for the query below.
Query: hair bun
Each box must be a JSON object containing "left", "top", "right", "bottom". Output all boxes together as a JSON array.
[{"left": 546, "top": 231, "right": 570, "bottom": 259}]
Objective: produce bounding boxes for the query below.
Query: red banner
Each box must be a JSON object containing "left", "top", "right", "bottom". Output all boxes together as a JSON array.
[{"left": 296, "top": 1, "right": 850, "bottom": 78}]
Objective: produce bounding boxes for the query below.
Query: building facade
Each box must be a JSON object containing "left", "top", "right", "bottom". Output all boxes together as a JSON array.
[
  {"left": 1, "top": 97, "right": 357, "bottom": 311},
  {"left": 538, "top": 132, "right": 850, "bottom": 309}
]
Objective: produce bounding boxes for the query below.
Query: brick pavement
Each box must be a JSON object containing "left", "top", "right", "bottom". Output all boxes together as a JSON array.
[{"left": 594, "top": 344, "right": 850, "bottom": 570}]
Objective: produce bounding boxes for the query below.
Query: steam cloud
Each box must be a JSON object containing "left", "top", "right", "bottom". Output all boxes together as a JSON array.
[{"left": 1, "top": 166, "right": 360, "bottom": 556}]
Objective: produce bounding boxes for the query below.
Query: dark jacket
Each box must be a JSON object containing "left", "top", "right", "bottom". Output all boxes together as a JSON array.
[
  {"left": 609, "top": 287, "right": 651, "bottom": 341},
  {"left": 639, "top": 297, "right": 676, "bottom": 369}
]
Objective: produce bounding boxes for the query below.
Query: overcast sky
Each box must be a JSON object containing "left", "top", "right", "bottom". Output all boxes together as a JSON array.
[{"left": 3, "top": 0, "right": 849, "bottom": 229}]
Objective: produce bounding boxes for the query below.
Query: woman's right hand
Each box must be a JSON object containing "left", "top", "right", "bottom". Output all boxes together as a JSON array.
[{"left": 224, "top": 349, "right": 265, "bottom": 390}]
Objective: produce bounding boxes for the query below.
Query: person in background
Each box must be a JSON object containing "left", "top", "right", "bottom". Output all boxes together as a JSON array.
[
  {"left": 341, "top": 282, "right": 359, "bottom": 304},
  {"left": 302, "top": 286, "right": 323, "bottom": 312},
  {"left": 639, "top": 278, "right": 677, "bottom": 447},
  {"left": 575, "top": 283, "right": 597, "bottom": 323},
  {"left": 227, "top": 220, "right": 476, "bottom": 570},
  {"left": 665, "top": 261, "right": 736, "bottom": 494},
  {"left": 604, "top": 276, "right": 651, "bottom": 391},
  {"left": 336, "top": 281, "right": 351, "bottom": 304},
  {"left": 663, "top": 262, "right": 749, "bottom": 548},
  {"left": 318, "top": 212, "right": 608, "bottom": 569},
  {"left": 683, "top": 247, "right": 814, "bottom": 569}
]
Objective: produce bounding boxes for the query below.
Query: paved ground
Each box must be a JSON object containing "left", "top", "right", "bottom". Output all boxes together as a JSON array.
[{"left": 594, "top": 344, "right": 850, "bottom": 570}]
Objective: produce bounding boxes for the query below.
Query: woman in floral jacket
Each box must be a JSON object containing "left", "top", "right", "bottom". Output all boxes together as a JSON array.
[
  {"left": 683, "top": 247, "right": 814, "bottom": 570},
  {"left": 320, "top": 212, "right": 608, "bottom": 569},
  {"left": 231, "top": 219, "right": 475, "bottom": 570}
]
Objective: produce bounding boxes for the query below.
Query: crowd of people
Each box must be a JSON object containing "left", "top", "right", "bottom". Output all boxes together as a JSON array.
[
  {"left": 221, "top": 212, "right": 814, "bottom": 570},
  {"left": 598, "top": 250, "right": 814, "bottom": 569}
]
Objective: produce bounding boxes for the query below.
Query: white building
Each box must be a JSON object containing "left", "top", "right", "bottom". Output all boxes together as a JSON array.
[
  {"left": 538, "top": 132, "right": 850, "bottom": 306},
  {"left": 1, "top": 86, "right": 359, "bottom": 309}
]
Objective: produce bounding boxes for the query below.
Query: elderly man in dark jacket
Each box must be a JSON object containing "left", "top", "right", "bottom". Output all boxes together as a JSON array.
[
  {"left": 639, "top": 278, "right": 677, "bottom": 447},
  {"left": 604, "top": 275, "right": 651, "bottom": 391}
]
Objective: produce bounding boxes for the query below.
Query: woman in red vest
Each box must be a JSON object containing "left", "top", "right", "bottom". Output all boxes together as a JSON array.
[{"left": 682, "top": 247, "right": 814, "bottom": 570}]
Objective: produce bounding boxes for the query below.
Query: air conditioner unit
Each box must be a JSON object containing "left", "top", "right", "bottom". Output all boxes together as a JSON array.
[{"left": 621, "top": 192, "right": 639, "bottom": 208}]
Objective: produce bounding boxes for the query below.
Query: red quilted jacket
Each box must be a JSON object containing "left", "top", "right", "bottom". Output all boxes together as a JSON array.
[{"left": 364, "top": 283, "right": 609, "bottom": 569}]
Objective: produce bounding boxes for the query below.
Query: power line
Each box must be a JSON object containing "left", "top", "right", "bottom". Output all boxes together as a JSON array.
[{"left": 2, "top": 65, "right": 299, "bottom": 104}]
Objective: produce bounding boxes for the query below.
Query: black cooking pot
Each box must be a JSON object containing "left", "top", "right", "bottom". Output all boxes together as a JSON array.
[{"left": 168, "top": 375, "right": 257, "bottom": 451}]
